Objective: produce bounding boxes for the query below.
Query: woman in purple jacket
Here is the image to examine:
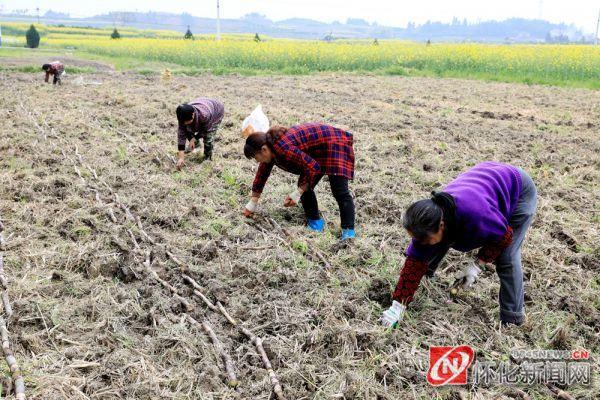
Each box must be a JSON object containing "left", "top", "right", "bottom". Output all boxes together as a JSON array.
[{"left": 381, "top": 162, "right": 537, "bottom": 327}]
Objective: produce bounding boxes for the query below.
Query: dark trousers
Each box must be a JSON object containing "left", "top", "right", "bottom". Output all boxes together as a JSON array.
[
  {"left": 300, "top": 175, "right": 355, "bottom": 229},
  {"left": 193, "top": 125, "right": 219, "bottom": 159}
]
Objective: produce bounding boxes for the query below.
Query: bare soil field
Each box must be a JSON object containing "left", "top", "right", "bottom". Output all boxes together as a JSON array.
[{"left": 0, "top": 67, "right": 599, "bottom": 399}]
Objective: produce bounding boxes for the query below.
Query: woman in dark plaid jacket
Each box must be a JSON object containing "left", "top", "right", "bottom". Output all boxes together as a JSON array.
[{"left": 243, "top": 123, "right": 356, "bottom": 240}]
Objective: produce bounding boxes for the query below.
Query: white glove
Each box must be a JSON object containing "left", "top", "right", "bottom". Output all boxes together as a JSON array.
[
  {"left": 245, "top": 198, "right": 258, "bottom": 213},
  {"left": 455, "top": 261, "right": 481, "bottom": 289},
  {"left": 288, "top": 189, "right": 302, "bottom": 205},
  {"left": 380, "top": 300, "right": 406, "bottom": 327}
]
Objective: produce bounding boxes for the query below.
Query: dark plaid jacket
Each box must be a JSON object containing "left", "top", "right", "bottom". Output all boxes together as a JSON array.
[
  {"left": 251, "top": 123, "right": 355, "bottom": 194},
  {"left": 44, "top": 61, "right": 64, "bottom": 82},
  {"left": 177, "top": 98, "right": 224, "bottom": 150}
]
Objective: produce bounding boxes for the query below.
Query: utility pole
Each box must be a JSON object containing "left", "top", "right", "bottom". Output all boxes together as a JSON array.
[
  {"left": 216, "top": 0, "right": 221, "bottom": 41},
  {"left": 596, "top": 8, "right": 599, "bottom": 45},
  {"left": 0, "top": 1, "right": 4, "bottom": 47},
  {"left": 36, "top": 7, "right": 40, "bottom": 24}
]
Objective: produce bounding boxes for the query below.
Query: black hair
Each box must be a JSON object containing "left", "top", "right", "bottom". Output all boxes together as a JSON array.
[
  {"left": 244, "top": 126, "right": 287, "bottom": 159},
  {"left": 403, "top": 191, "right": 456, "bottom": 242},
  {"left": 176, "top": 104, "right": 195, "bottom": 124},
  {"left": 42, "top": 64, "right": 51, "bottom": 71}
]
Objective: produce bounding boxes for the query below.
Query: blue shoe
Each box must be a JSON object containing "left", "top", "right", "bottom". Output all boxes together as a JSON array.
[
  {"left": 307, "top": 218, "right": 325, "bottom": 232},
  {"left": 341, "top": 229, "right": 355, "bottom": 240}
]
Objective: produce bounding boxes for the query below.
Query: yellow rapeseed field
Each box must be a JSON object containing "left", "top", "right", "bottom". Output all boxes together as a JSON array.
[{"left": 2, "top": 22, "right": 599, "bottom": 87}]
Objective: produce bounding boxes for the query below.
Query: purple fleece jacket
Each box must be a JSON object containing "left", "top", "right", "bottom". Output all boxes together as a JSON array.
[{"left": 407, "top": 161, "right": 522, "bottom": 261}]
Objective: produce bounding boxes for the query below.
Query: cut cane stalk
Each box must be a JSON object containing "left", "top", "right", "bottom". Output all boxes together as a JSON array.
[
  {"left": 182, "top": 274, "right": 284, "bottom": 399},
  {"left": 143, "top": 253, "right": 193, "bottom": 312},
  {"left": 197, "top": 317, "right": 238, "bottom": 387},
  {"left": 0, "top": 220, "right": 25, "bottom": 400},
  {"left": 0, "top": 317, "right": 26, "bottom": 400},
  {"left": 0, "top": 255, "right": 12, "bottom": 319}
]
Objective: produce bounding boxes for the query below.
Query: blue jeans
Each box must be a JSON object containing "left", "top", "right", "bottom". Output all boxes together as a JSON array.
[{"left": 496, "top": 168, "right": 537, "bottom": 325}]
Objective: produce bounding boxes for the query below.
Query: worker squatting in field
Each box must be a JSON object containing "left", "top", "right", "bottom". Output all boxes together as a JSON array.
[
  {"left": 42, "top": 61, "right": 64, "bottom": 85},
  {"left": 243, "top": 123, "right": 356, "bottom": 241},
  {"left": 380, "top": 162, "right": 537, "bottom": 327},
  {"left": 175, "top": 97, "right": 225, "bottom": 169}
]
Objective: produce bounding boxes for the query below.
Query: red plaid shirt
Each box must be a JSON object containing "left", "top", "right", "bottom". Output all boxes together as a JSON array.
[{"left": 251, "top": 123, "right": 354, "bottom": 194}]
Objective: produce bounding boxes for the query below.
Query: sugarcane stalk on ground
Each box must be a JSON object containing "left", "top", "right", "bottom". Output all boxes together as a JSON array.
[
  {"left": 0, "top": 221, "right": 26, "bottom": 400},
  {"left": 0, "top": 317, "right": 25, "bottom": 400},
  {"left": 0, "top": 222, "right": 12, "bottom": 318},
  {"left": 193, "top": 316, "right": 238, "bottom": 388},
  {"left": 143, "top": 252, "right": 193, "bottom": 312},
  {"left": 0, "top": 251, "right": 12, "bottom": 319},
  {"left": 183, "top": 274, "right": 285, "bottom": 400}
]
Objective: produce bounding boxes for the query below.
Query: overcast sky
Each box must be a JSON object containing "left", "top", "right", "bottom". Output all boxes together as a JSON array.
[{"left": 1, "top": 1, "right": 598, "bottom": 33}]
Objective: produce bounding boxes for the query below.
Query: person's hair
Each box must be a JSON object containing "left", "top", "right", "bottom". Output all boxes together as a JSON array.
[
  {"left": 42, "top": 64, "right": 51, "bottom": 71},
  {"left": 176, "top": 104, "right": 195, "bottom": 124},
  {"left": 244, "top": 126, "right": 287, "bottom": 159},
  {"left": 403, "top": 191, "right": 456, "bottom": 242}
]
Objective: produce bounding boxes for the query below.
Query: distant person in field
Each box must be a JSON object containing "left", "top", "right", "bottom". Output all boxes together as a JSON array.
[
  {"left": 381, "top": 162, "right": 537, "bottom": 328},
  {"left": 175, "top": 98, "right": 225, "bottom": 169},
  {"left": 243, "top": 123, "right": 356, "bottom": 240},
  {"left": 42, "top": 61, "right": 64, "bottom": 85}
]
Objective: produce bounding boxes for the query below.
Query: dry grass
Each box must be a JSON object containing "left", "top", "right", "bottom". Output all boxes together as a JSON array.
[{"left": 0, "top": 66, "right": 598, "bottom": 399}]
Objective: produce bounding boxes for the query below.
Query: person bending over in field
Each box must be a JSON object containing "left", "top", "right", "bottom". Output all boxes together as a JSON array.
[
  {"left": 381, "top": 162, "right": 537, "bottom": 328},
  {"left": 175, "top": 97, "right": 224, "bottom": 170},
  {"left": 243, "top": 123, "right": 356, "bottom": 240},
  {"left": 42, "top": 61, "right": 64, "bottom": 85}
]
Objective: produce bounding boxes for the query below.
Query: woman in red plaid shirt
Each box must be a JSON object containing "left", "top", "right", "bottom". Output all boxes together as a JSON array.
[{"left": 243, "top": 123, "right": 356, "bottom": 240}]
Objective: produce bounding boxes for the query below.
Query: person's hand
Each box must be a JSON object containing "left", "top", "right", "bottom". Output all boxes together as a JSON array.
[
  {"left": 189, "top": 138, "right": 196, "bottom": 151},
  {"left": 283, "top": 189, "right": 302, "bottom": 207},
  {"left": 176, "top": 158, "right": 185, "bottom": 171},
  {"left": 283, "top": 196, "right": 295, "bottom": 207},
  {"left": 244, "top": 197, "right": 258, "bottom": 217},
  {"left": 455, "top": 261, "right": 481, "bottom": 289},
  {"left": 380, "top": 300, "right": 406, "bottom": 328}
]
